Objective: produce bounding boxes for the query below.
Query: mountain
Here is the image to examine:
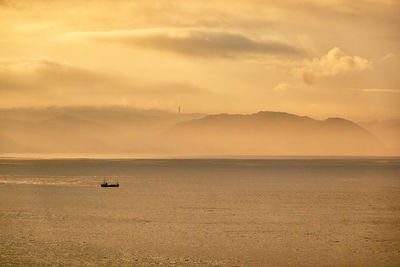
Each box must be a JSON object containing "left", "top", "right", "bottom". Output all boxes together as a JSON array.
[
  {"left": 169, "top": 111, "right": 381, "bottom": 155},
  {"left": 0, "top": 132, "right": 25, "bottom": 152},
  {"left": 360, "top": 119, "right": 400, "bottom": 154},
  {"left": 174, "top": 111, "right": 370, "bottom": 135},
  {"left": 0, "top": 106, "right": 204, "bottom": 153},
  {"left": 0, "top": 107, "right": 390, "bottom": 155}
]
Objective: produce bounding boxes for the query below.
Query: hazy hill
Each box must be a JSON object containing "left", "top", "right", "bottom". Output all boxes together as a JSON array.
[
  {"left": 0, "top": 107, "right": 393, "bottom": 155},
  {"left": 170, "top": 111, "right": 381, "bottom": 155},
  {"left": 0, "top": 106, "right": 203, "bottom": 153},
  {"left": 360, "top": 119, "right": 400, "bottom": 154},
  {"left": 0, "top": 132, "right": 25, "bottom": 152},
  {"left": 174, "top": 112, "right": 370, "bottom": 135}
]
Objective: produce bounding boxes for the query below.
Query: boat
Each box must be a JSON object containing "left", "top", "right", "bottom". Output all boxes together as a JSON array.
[{"left": 101, "top": 177, "right": 119, "bottom": 187}]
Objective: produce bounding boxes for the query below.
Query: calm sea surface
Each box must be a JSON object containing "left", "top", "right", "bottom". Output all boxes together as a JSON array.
[{"left": 0, "top": 158, "right": 399, "bottom": 266}]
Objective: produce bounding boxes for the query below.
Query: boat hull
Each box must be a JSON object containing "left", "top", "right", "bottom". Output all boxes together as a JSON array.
[{"left": 100, "top": 184, "right": 119, "bottom": 187}]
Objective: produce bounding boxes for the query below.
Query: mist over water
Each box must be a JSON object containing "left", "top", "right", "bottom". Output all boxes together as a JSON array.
[
  {"left": 1, "top": 158, "right": 399, "bottom": 266},
  {"left": 2, "top": 107, "right": 397, "bottom": 156}
]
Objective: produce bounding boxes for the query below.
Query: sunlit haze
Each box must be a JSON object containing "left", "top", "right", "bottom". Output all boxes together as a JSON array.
[
  {"left": 0, "top": 0, "right": 399, "bottom": 155},
  {"left": 0, "top": 0, "right": 399, "bottom": 120}
]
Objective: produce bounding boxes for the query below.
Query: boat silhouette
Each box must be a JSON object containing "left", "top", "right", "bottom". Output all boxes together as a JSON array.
[{"left": 101, "top": 177, "right": 119, "bottom": 187}]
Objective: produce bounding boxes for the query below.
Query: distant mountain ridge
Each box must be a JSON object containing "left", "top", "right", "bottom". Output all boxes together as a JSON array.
[
  {"left": 170, "top": 111, "right": 380, "bottom": 155},
  {"left": 0, "top": 106, "right": 204, "bottom": 153},
  {"left": 175, "top": 111, "right": 369, "bottom": 135},
  {"left": 0, "top": 107, "right": 393, "bottom": 155},
  {"left": 360, "top": 119, "right": 400, "bottom": 154}
]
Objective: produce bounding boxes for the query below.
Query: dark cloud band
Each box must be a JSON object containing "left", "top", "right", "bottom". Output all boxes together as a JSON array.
[{"left": 61, "top": 29, "right": 304, "bottom": 58}]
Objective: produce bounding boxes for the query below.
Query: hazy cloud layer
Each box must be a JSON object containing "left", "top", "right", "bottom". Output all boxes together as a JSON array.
[
  {"left": 0, "top": 58, "right": 207, "bottom": 93},
  {"left": 0, "top": 58, "right": 212, "bottom": 108},
  {"left": 0, "top": 58, "right": 108, "bottom": 91},
  {"left": 59, "top": 29, "right": 303, "bottom": 58},
  {"left": 0, "top": 0, "right": 399, "bottom": 119}
]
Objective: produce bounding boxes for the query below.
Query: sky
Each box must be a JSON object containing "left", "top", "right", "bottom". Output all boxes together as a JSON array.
[{"left": 0, "top": 0, "right": 399, "bottom": 121}]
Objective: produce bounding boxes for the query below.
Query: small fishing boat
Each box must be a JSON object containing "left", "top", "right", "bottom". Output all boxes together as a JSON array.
[{"left": 101, "top": 177, "right": 119, "bottom": 187}]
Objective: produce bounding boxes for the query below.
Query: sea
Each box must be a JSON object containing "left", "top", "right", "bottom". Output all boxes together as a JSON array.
[{"left": 0, "top": 156, "right": 399, "bottom": 266}]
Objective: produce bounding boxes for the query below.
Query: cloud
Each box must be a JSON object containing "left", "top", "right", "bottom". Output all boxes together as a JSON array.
[
  {"left": 302, "top": 72, "right": 315, "bottom": 85},
  {"left": 273, "top": 83, "right": 289, "bottom": 92},
  {"left": 301, "top": 47, "right": 371, "bottom": 85},
  {"left": 0, "top": 0, "right": 29, "bottom": 8},
  {"left": 0, "top": 58, "right": 210, "bottom": 94},
  {"left": 14, "top": 22, "right": 57, "bottom": 32},
  {"left": 0, "top": 58, "right": 108, "bottom": 92},
  {"left": 357, "top": 88, "right": 400, "bottom": 93},
  {"left": 57, "top": 28, "right": 303, "bottom": 58},
  {"left": 378, "top": 53, "right": 396, "bottom": 63}
]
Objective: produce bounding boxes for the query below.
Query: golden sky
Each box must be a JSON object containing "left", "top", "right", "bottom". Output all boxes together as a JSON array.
[{"left": 0, "top": 0, "right": 399, "bottom": 120}]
